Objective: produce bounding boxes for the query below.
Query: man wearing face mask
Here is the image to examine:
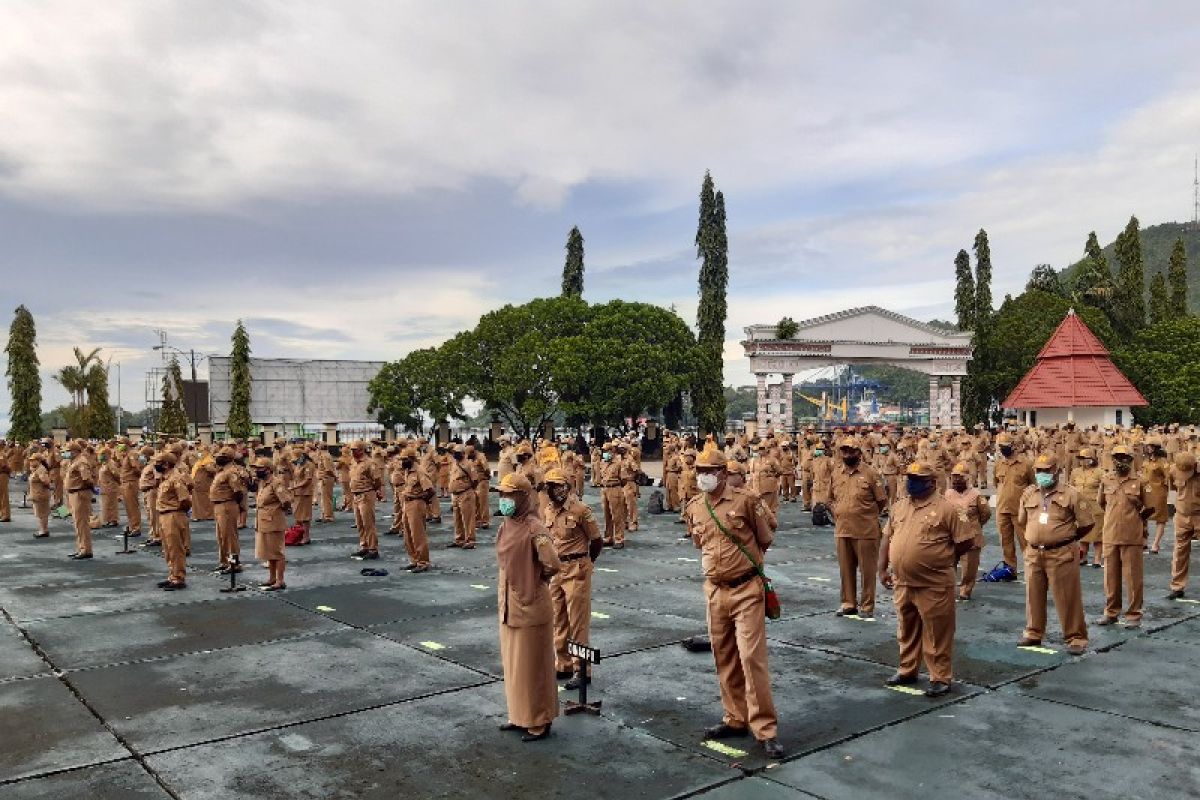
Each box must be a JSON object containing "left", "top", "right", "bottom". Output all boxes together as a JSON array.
[
  {"left": 598, "top": 444, "right": 627, "bottom": 546},
  {"left": 138, "top": 446, "right": 162, "bottom": 547},
  {"left": 831, "top": 437, "right": 888, "bottom": 619},
  {"left": 398, "top": 447, "right": 434, "bottom": 572},
  {"left": 290, "top": 446, "right": 316, "bottom": 544},
  {"left": 154, "top": 452, "right": 192, "bottom": 590},
  {"left": 879, "top": 462, "right": 974, "bottom": 696},
  {"left": 448, "top": 443, "right": 479, "bottom": 550},
  {"left": 209, "top": 447, "right": 245, "bottom": 573},
  {"left": 1096, "top": 445, "right": 1152, "bottom": 627},
  {"left": 348, "top": 440, "right": 383, "bottom": 560},
  {"left": 63, "top": 439, "right": 95, "bottom": 559},
  {"left": 117, "top": 443, "right": 142, "bottom": 536},
  {"left": 685, "top": 447, "right": 783, "bottom": 759},
  {"left": 944, "top": 462, "right": 991, "bottom": 601},
  {"left": 1016, "top": 455, "right": 1094, "bottom": 654},
  {"left": 989, "top": 432, "right": 1035, "bottom": 581},
  {"left": 1168, "top": 452, "right": 1200, "bottom": 599},
  {"left": 543, "top": 468, "right": 602, "bottom": 689}
]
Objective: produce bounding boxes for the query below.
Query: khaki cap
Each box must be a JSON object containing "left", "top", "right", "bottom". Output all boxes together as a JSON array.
[
  {"left": 498, "top": 473, "right": 532, "bottom": 493},
  {"left": 1034, "top": 454, "right": 1057, "bottom": 470},
  {"left": 543, "top": 468, "right": 570, "bottom": 485},
  {"left": 1111, "top": 445, "right": 1133, "bottom": 458},
  {"left": 253, "top": 456, "right": 273, "bottom": 470},
  {"left": 906, "top": 462, "right": 934, "bottom": 477},
  {"left": 950, "top": 462, "right": 971, "bottom": 476},
  {"left": 695, "top": 448, "right": 728, "bottom": 469}
]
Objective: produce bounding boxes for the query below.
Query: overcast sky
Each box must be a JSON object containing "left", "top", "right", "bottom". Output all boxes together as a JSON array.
[{"left": 3, "top": 1, "right": 1200, "bottom": 431}]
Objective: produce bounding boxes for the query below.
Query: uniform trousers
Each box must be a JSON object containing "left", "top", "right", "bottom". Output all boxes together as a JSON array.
[
  {"left": 997, "top": 511, "right": 1026, "bottom": 568},
  {"left": 353, "top": 492, "right": 379, "bottom": 552},
  {"left": 69, "top": 491, "right": 92, "bottom": 555},
  {"left": 836, "top": 536, "right": 878, "bottom": 614},
  {"left": 160, "top": 511, "right": 188, "bottom": 583},
  {"left": 893, "top": 584, "right": 956, "bottom": 683},
  {"left": 1102, "top": 543, "right": 1143, "bottom": 622},
  {"left": 402, "top": 499, "right": 430, "bottom": 567},
  {"left": 623, "top": 481, "right": 639, "bottom": 530},
  {"left": 214, "top": 500, "right": 240, "bottom": 566},
  {"left": 601, "top": 486, "right": 626, "bottom": 543},
  {"left": 1170, "top": 513, "right": 1199, "bottom": 592},
  {"left": 1023, "top": 545, "right": 1087, "bottom": 647},
  {"left": 452, "top": 490, "right": 477, "bottom": 546},
  {"left": 121, "top": 482, "right": 141, "bottom": 532},
  {"left": 958, "top": 547, "right": 981, "bottom": 597},
  {"left": 551, "top": 558, "right": 593, "bottom": 674},
  {"left": 319, "top": 478, "right": 335, "bottom": 521},
  {"left": 705, "top": 577, "right": 778, "bottom": 741}
]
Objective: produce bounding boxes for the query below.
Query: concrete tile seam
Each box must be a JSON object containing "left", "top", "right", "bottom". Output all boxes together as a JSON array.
[
  {"left": 0, "top": 755, "right": 135, "bottom": 789},
  {"left": 1019, "top": 690, "right": 1200, "bottom": 734},
  {"left": 133, "top": 677, "right": 499, "bottom": 758},
  {"left": 1, "top": 607, "right": 186, "bottom": 800}
]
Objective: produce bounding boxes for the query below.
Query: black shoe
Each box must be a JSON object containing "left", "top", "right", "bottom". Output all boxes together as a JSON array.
[
  {"left": 521, "top": 724, "right": 551, "bottom": 742},
  {"left": 1167, "top": 589, "right": 1186, "bottom": 600},
  {"left": 445, "top": 542, "right": 461, "bottom": 549},
  {"left": 1017, "top": 638, "right": 1042, "bottom": 647},
  {"left": 857, "top": 610, "right": 874, "bottom": 620},
  {"left": 885, "top": 672, "right": 918, "bottom": 686},
  {"left": 156, "top": 580, "right": 174, "bottom": 588},
  {"left": 1092, "top": 616, "right": 1118, "bottom": 626},
  {"left": 835, "top": 607, "right": 857, "bottom": 617},
  {"left": 555, "top": 669, "right": 574, "bottom": 680},
  {"left": 762, "top": 738, "right": 785, "bottom": 759},
  {"left": 161, "top": 582, "right": 187, "bottom": 591},
  {"left": 681, "top": 635, "right": 712, "bottom": 653},
  {"left": 565, "top": 673, "right": 591, "bottom": 691},
  {"left": 703, "top": 723, "right": 749, "bottom": 740},
  {"left": 74, "top": 553, "right": 93, "bottom": 560},
  {"left": 142, "top": 540, "right": 162, "bottom": 548},
  {"left": 363, "top": 551, "right": 380, "bottom": 560},
  {"left": 925, "top": 681, "right": 951, "bottom": 698},
  {"left": 499, "top": 722, "right": 523, "bottom": 732},
  {"left": 404, "top": 563, "right": 418, "bottom": 571},
  {"left": 351, "top": 549, "right": 368, "bottom": 558}
]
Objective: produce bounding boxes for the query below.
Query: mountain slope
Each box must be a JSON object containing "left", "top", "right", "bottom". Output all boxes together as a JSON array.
[{"left": 1060, "top": 221, "right": 1200, "bottom": 308}]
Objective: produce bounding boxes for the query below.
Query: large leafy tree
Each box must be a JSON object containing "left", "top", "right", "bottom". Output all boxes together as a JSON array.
[
  {"left": 561, "top": 226, "right": 585, "bottom": 299},
  {"left": 5, "top": 305, "right": 42, "bottom": 441},
  {"left": 554, "top": 300, "right": 697, "bottom": 430},
  {"left": 693, "top": 172, "right": 729, "bottom": 435},
  {"left": 1115, "top": 316, "right": 1200, "bottom": 425},
  {"left": 953, "top": 249, "right": 974, "bottom": 330},
  {"left": 1112, "top": 215, "right": 1146, "bottom": 336},
  {"left": 158, "top": 356, "right": 188, "bottom": 437},
  {"left": 367, "top": 346, "right": 466, "bottom": 434},
  {"left": 1168, "top": 237, "right": 1189, "bottom": 318},
  {"left": 227, "top": 320, "right": 253, "bottom": 438},
  {"left": 54, "top": 347, "right": 100, "bottom": 436},
  {"left": 442, "top": 297, "right": 590, "bottom": 438},
  {"left": 1026, "top": 264, "right": 1063, "bottom": 295}
]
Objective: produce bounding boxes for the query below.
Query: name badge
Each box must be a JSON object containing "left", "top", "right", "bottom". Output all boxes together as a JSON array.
[{"left": 1038, "top": 512, "right": 1049, "bottom": 525}]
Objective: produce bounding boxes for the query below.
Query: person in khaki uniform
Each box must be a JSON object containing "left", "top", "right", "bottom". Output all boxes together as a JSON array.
[
  {"left": 598, "top": 444, "right": 627, "bottom": 546},
  {"left": 0, "top": 441, "right": 10, "bottom": 523},
  {"left": 447, "top": 444, "right": 479, "bottom": 550},
  {"left": 830, "top": 437, "right": 887, "bottom": 618},
  {"left": 993, "top": 432, "right": 1035, "bottom": 575},
  {"left": 138, "top": 446, "right": 161, "bottom": 547},
  {"left": 470, "top": 444, "right": 492, "bottom": 530},
  {"left": 684, "top": 446, "right": 783, "bottom": 760},
  {"left": 154, "top": 452, "right": 191, "bottom": 590},
  {"left": 1070, "top": 448, "right": 1105, "bottom": 568},
  {"left": 810, "top": 444, "right": 834, "bottom": 508},
  {"left": 495, "top": 473, "right": 561, "bottom": 743},
  {"left": 27, "top": 454, "right": 52, "bottom": 537},
  {"left": 209, "top": 447, "right": 245, "bottom": 573},
  {"left": 676, "top": 449, "right": 697, "bottom": 528},
  {"left": 289, "top": 447, "right": 316, "bottom": 544},
  {"left": 879, "top": 462, "right": 973, "bottom": 696},
  {"left": 117, "top": 444, "right": 142, "bottom": 535},
  {"left": 398, "top": 447, "right": 434, "bottom": 572},
  {"left": 316, "top": 445, "right": 337, "bottom": 523},
  {"left": 944, "top": 462, "right": 991, "bottom": 601},
  {"left": 1142, "top": 438, "right": 1170, "bottom": 554},
  {"left": 1168, "top": 452, "right": 1200, "bottom": 599},
  {"left": 752, "top": 443, "right": 782, "bottom": 514},
  {"left": 1017, "top": 454, "right": 1094, "bottom": 654},
  {"left": 63, "top": 440, "right": 95, "bottom": 559},
  {"left": 543, "top": 468, "right": 602, "bottom": 689},
  {"left": 254, "top": 456, "right": 292, "bottom": 591},
  {"left": 664, "top": 445, "right": 683, "bottom": 513},
  {"left": 348, "top": 440, "right": 383, "bottom": 559},
  {"left": 387, "top": 450, "right": 408, "bottom": 536},
  {"left": 1096, "top": 445, "right": 1152, "bottom": 627},
  {"left": 618, "top": 443, "right": 641, "bottom": 533},
  {"left": 191, "top": 452, "right": 217, "bottom": 522},
  {"left": 96, "top": 448, "right": 121, "bottom": 527}
]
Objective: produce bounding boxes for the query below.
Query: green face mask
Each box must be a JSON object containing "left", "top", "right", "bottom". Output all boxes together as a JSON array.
[
  {"left": 498, "top": 498, "right": 517, "bottom": 517},
  {"left": 602, "top": 453, "right": 612, "bottom": 462},
  {"left": 1035, "top": 472, "right": 1056, "bottom": 489}
]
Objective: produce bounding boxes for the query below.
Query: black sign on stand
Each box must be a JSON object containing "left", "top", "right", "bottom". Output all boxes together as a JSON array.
[
  {"left": 563, "top": 640, "right": 601, "bottom": 716},
  {"left": 220, "top": 554, "right": 246, "bottom": 593},
  {"left": 115, "top": 527, "right": 136, "bottom": 555}
]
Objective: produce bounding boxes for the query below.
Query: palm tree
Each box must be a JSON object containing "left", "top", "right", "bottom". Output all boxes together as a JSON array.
[{"left": 54, "top": 347, "right": 102, "bottom": 436}]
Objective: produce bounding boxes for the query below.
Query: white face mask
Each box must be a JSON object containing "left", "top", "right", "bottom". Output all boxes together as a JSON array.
[{"left": 696, "top": 473, "right": 721, "bottom": 493}]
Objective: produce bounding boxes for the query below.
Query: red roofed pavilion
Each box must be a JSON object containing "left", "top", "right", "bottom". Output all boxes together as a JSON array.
[{"left": 1003, "top": 309, "right": 1146, "bottom": 428}]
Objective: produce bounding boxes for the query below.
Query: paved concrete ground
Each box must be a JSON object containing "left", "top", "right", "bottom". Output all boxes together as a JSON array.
[{"left": 2, "top": 481, "right": 1199, "bottom": 799}]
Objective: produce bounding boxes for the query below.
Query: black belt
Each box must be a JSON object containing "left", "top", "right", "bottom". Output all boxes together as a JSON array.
[
  {"left": 1031, "top": 537, "right": 1079, "bottom": 551},
  {"left": 160, "top": 509, "right": 186, "bottom": 515},
  {"left": 711, "top": 570, "right": 758, "bottom": 589},
  {"left": 213, "top": 499, "right": 236, "bottom": 504},
  {"left": 68, "top": 488, "right": 91, "bottom": 493},
  {"left": 560, "top": 552, "right": 589, "bottom": 563}
]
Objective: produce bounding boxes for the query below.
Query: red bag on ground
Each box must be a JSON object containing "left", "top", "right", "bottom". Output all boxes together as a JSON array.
[{"left": 284, "top": 524, "right": 305, "bottom": 546}]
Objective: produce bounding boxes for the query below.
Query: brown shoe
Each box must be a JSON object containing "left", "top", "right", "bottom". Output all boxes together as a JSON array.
[{"left": 1017, "top": 637, "right": 1042, "bottom": 647}]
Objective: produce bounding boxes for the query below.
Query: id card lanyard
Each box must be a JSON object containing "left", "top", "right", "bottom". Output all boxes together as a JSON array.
[{"left": 1039, "top": 491, "right": 1052, "bottom": 526}]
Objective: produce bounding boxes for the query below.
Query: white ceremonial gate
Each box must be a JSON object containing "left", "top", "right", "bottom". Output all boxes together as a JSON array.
[{"left": 742, "top": 306, "right": 973, "bottom": 431}]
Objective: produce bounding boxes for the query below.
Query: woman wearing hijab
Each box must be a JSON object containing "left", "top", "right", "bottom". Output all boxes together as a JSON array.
[
  {"left": 254, "top": 456, "right": 292, "bottom": 591},
  {"left": 495, "top": 473, "right": 562, "bottom": 742}
]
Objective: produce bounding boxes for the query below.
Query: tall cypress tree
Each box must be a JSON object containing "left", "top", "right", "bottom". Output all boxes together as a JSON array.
[
  {"left": 158, "top": 356, "right": 188, "bottom": 437},
  {"left": 561, "top": 226, "right": 585, "bottom": 299},
  {"left": 1113, "top": 215, "right": 1146, "bottom": 336},
  {"left": 973, "top": 229, "right": 993, "bottom": 323},
  {"left": 694, "top": 173, "right": 728, "bottom": 436},
  {"left": 85, "top": 362, "right": 114, "bottom": 438},
  {"left": 1149, "top": 272, "right": 1170, "bottom": 325},
  {"left": 1168, "top": 237, "right": 1189, "bottom": 318},
  {"left": 5, "top": 305, "right": 42, "bottom": 441},
  {"left": 953, "top": 249, "right": 975, "bottom": 330},
  {"left": 227, "top": 320, "right": 253, "bottom": 438},
  {"left": 1075, "top": 231, "right": 1114, "bottom": 309}
]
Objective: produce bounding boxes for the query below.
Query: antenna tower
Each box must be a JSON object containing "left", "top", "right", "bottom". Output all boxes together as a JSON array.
[{"left": 1193, "top": 155, "right": 1198, "bottom": 229}]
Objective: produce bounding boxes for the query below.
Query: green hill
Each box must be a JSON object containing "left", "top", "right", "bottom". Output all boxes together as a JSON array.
[{"left": 1060, "top": 221, "right": 1200, "bottom": 309}]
